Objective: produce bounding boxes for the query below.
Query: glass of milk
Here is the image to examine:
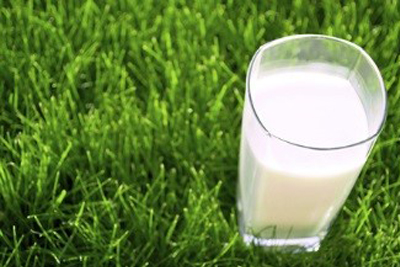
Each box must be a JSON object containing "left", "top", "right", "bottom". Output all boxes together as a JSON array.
[{"left": 238, "top": 35, "right": 387, "bottom": 252}]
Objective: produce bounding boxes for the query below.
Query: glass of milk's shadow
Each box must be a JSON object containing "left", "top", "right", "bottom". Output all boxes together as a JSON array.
[{"left": 238, "top": 35, "right": 387, "bottom": 252}]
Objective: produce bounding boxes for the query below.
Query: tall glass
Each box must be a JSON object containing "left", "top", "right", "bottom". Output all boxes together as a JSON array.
[{"left": 238, "top": 35, "right": 387, "bottom": 252}]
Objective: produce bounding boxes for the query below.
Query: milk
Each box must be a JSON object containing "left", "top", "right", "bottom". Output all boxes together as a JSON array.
[{"left": 239, "top": 68, "right": 369, "bottom": 239}]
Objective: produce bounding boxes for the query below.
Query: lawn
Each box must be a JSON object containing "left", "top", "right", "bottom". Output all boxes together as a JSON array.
[{"left": 0, "top": 0, "right": 399, "bottom": 266}]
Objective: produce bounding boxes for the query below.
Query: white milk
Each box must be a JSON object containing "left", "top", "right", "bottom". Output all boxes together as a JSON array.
[{"left": 239, "top": 68, "right": 369, "bottom": 239}]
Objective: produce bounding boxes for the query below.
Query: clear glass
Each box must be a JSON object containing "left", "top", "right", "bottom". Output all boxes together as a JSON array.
[{"left": 238, "top": 35, "right": 387, "bottom": 252}]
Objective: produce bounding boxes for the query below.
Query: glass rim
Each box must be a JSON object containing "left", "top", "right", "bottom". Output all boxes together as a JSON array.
[{"left": 246, "top": 34, "right": 388, "bottom": 151}]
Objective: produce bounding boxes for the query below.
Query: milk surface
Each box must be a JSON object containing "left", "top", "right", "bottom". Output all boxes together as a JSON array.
[{"left": 239, "top": 68, "right": 369, "bottom": 239}]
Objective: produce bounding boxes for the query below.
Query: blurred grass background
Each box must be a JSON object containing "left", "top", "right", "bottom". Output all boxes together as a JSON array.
[{"left": 0, "top": 0, "right": 400, "bottom": 266}]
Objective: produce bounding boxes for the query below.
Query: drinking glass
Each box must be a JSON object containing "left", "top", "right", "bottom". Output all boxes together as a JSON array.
[{"left": 238, "top": 35, "right": 387, "bottom": 252}]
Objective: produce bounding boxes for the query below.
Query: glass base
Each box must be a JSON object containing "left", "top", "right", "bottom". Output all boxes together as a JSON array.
[
  {"left": 238, "top": 211, "right": 325, "bottom": 252},
  {"left": 241, "top": 233, "right": 321, "bottom": 252}
]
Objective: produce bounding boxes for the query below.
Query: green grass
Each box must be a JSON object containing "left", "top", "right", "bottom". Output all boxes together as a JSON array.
[{"left": 0, "top": 0, "right": 399, "bottom": 266}]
